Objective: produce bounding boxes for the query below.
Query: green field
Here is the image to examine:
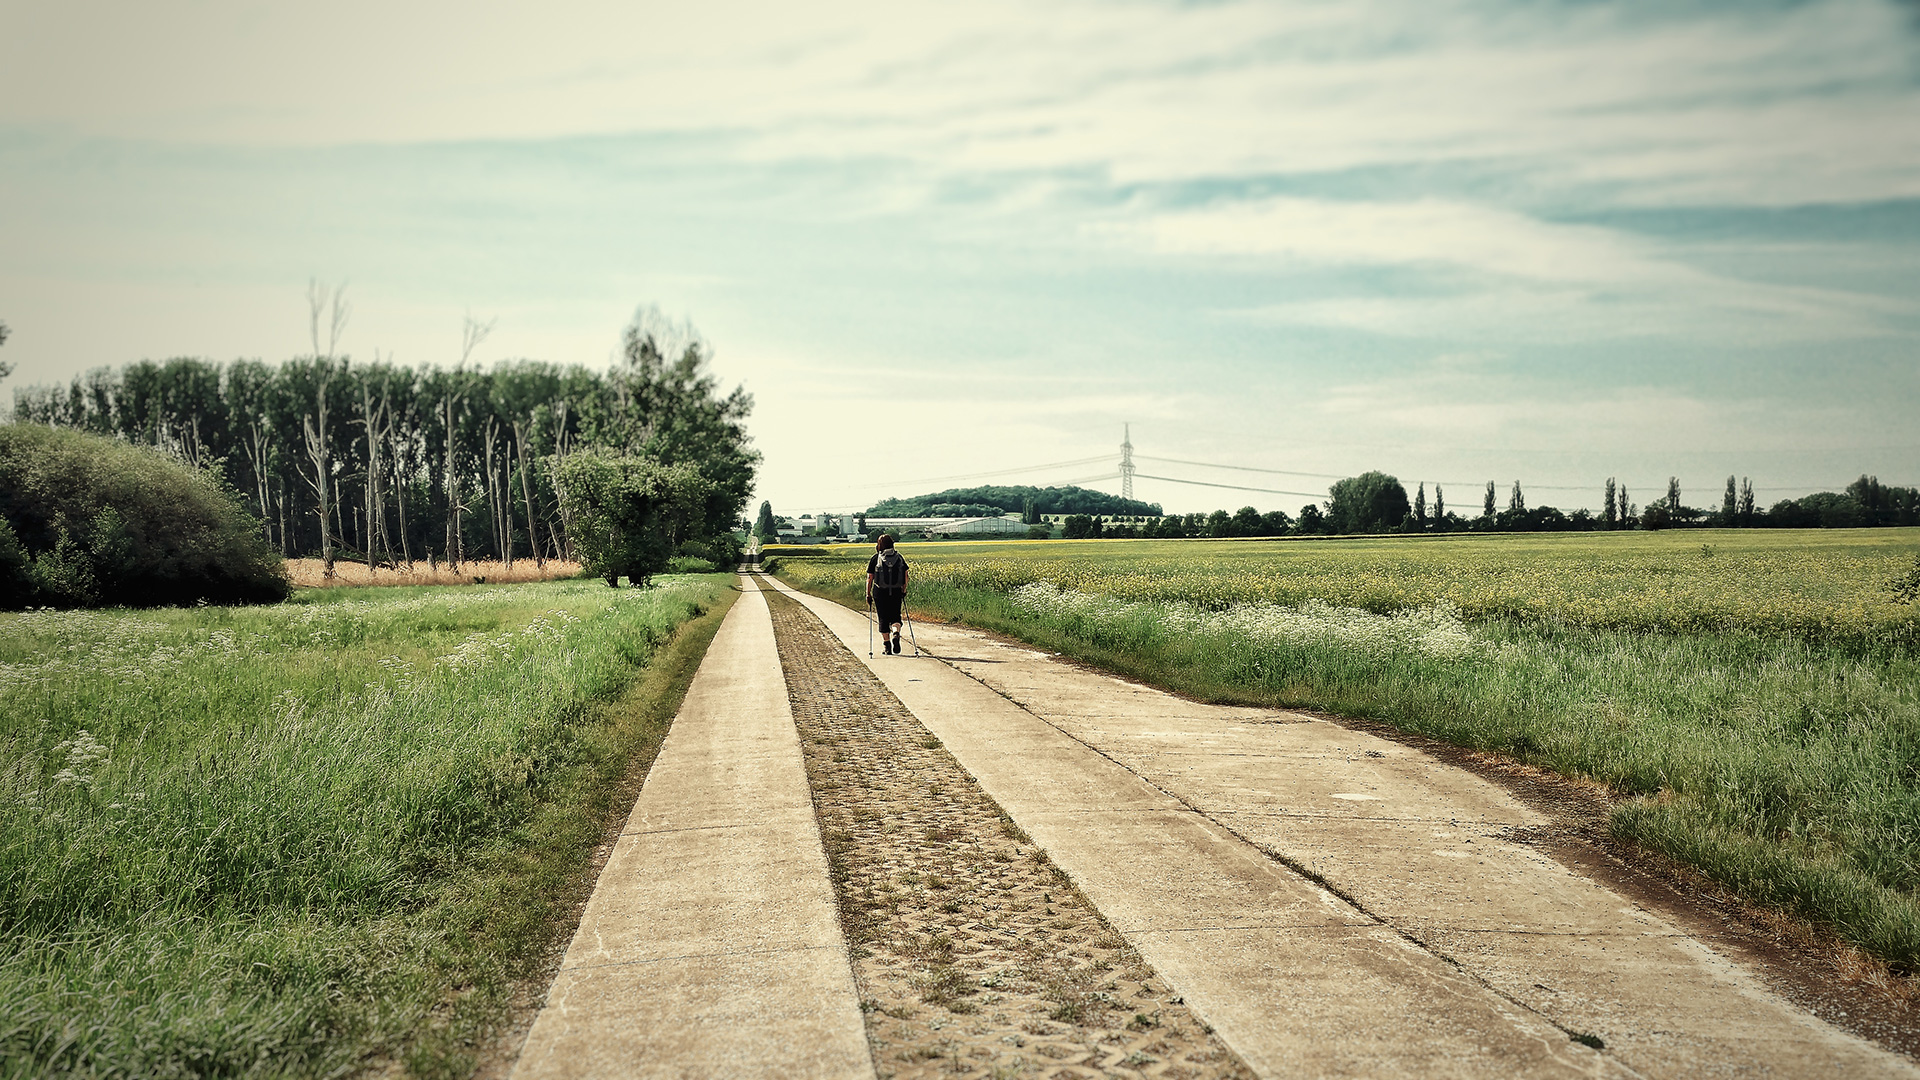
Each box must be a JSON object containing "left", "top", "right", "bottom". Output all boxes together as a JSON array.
[
  {"left": 0, "top": 576, "right": 737, "bottom": 1079},
  {"left": 772, "top": 531, "right": 1920, "bottom": 968}
]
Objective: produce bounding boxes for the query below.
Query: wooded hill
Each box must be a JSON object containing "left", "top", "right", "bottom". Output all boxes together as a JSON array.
[
  {"left": 866, "top": 485, "right": 1161, "bottom": 518},
  {"left": 7, "top": 310, "right": 758, "bottom": 572}
]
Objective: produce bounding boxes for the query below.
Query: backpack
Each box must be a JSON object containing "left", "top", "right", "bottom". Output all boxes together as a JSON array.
[{"left": 872, "top": 550, "right": 907, "bottom": 590}]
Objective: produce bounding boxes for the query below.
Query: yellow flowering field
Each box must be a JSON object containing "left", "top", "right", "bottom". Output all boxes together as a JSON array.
[{"left": 770, "top": 529, "right": 1920, "bottom": 645}]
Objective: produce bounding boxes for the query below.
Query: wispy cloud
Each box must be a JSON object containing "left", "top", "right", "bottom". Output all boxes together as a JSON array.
[{"left": 9, "top": 1, "right": 1920, "bottom": 209}]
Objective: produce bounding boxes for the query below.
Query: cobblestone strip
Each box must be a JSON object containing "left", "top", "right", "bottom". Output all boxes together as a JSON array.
[{"left": 762, "top": 589, "right": 1253, "bottom": 1080}]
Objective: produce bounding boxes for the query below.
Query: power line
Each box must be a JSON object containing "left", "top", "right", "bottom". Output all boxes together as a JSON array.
[
  {"left": 1135, "top": 455, "right": 1346, "bottom": 481},
  {"left": 1132, "top": 473, "right": 1325, "bottom": 499}
]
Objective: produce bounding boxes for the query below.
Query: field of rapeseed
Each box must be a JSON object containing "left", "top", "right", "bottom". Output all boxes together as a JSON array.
[
  {"left": 0, "top": 576, "right": 736, "bottom": 1079},
  {"left": 771, "top": 530, "right": 1920, "bottom": 969}
]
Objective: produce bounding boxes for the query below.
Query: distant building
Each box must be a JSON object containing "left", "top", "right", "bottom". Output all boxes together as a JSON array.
[{"left": 864, "top": 515, "right": 1027, "bottom": 537}]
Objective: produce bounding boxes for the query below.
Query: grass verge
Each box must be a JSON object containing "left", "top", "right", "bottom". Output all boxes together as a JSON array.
[
  {"left": 0, "top": 574, "right": 739, "bottom": 1079},
  {"left": 777, "top": 569, "right": 1920, "bottom": 973}
]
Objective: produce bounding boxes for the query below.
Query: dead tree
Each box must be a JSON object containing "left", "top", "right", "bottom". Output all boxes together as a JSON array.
[
  {"left": 302, "top": 383, "right": 334, "bottom": 580},
  {"left": 514, "top": 419, "right": 544, "bottom": 570},
  {"left": 304, "top": 281, "right": 350, "bottom": 579}
]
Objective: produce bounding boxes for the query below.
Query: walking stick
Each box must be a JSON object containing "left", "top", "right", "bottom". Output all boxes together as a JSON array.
[{"left": 867, "top": 594, "right": 875, "bottom": 658}]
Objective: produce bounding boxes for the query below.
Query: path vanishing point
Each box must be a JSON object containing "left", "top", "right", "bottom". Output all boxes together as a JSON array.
[{"left": 509, "top": 573, "right": 1917, "bottom": 1080}]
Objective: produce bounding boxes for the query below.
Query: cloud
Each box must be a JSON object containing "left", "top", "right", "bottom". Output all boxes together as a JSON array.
[
  {"left": 1099, "top": 193, "right": 1915, "bottom": 340},
  {"left": 1110, "top": 197, "right": 1681, "bottom": 284},
  {"left": 7, "top": 0, "right": 1920, "bottom": 208}
]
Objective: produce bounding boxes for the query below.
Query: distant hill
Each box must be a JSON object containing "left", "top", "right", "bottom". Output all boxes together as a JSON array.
[{"left": 865, "top": 485, "right": 1162, "bottom": 518}]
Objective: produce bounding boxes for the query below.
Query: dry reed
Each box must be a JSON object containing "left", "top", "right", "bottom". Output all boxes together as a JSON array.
[{"left": 285, "top": 558, "right": 584, "bottom": 589}]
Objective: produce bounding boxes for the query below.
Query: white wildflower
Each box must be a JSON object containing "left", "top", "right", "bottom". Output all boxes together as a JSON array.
[
  {"left": 50, "top": 729, "right": 109, "bottom": 790},
  {"left": 1008, "top": 583, "right": 1492, "bottom": 661}
]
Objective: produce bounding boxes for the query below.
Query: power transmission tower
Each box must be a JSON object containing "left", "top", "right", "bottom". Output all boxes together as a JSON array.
[{"left": 1120, "top": 423, "right": 1136, "bottom": 500}]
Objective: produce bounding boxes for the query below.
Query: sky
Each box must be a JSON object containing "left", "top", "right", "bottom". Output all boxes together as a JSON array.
[{"left": 3, "top": 0, "right": 1918, "bottom": 516}]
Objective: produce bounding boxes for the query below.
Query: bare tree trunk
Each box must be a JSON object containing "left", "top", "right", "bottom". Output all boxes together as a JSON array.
[
  {"left": 390, "top": 417, "right": 412, "bottom": 568},
  {"left": 243, "top": 420, "right": 273, "bottom": 546},
  {"left": 514, "top": 419, "right": 544, "bottom": 570},
  {"left": 302, "top": 379, "right": 334, "bottom": 579},
  {"left": 356, "top": 383, "right": 388, "bottom": 573},
  {"left": 483, "top": 416, "right": 511, "bottom": 568},
  {"left": 444, "top": 395, "right": 462, "bottom": 572},
  {"left": 550, "top": 399, "right": 575, "bottom": 561}
]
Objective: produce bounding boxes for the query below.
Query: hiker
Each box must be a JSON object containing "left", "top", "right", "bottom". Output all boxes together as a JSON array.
[{"left": 867, "top": 534, "right": 910, "bottom": 654}]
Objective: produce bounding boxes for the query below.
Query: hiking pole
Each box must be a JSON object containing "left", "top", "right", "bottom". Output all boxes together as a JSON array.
[
  {"left": 866, "top": 595, "right": 875, "bottom": 658},
  {"left": 904, "top": 608, "right": 922, "bottom": 657}
]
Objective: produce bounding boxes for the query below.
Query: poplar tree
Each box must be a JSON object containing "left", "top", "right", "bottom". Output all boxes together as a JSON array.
[
  {"left": 1508, "top": 481, "right": 1525, "bottom": 514},
  {"left": 1414, "top": 483, "right": 1427, "bottom": 527},
  {"left": 1483, "top": 481, "right": 1496, "bottom": 519},
  {"left": 1604, "top": 478, "right": 1618, "bottom": 530}
]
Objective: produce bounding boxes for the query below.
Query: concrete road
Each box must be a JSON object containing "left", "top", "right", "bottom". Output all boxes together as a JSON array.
[
  {"left": 761, "top": 576, "right": 1917, "bottom": 1080},
  {"left": 512, "top": 584, "right": 872, "bottom": 1080}
]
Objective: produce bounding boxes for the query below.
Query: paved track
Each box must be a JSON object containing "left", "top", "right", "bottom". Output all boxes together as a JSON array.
[
  {"left": 512, "top": 584, "right": 872, "bottom": 1080},
  {"left": 513, "top": 575, "right": 1918, "bottom": 1078}
]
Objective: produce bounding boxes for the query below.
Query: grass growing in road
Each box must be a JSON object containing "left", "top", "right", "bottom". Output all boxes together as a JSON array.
[
  {"left": 0, "top": 575, "right": 737, "bottom": 1079},
  {"left": 771, "top": 531, "right": 1920, "bottom": 969}
]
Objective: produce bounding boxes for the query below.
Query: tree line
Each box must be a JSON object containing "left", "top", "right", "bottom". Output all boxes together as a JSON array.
[
  {"left": 1051, "top": 470, "right": 1919, "bottom": 539},
  {"left": 866, "top": 485, "right": 1161, "bottom": 519},
  {"left": 6, "top": 300, "right": 757, "bottom": 582}
]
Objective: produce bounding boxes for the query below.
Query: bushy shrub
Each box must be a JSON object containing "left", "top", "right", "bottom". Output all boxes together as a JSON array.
[{"left": 0, "top": 425, "right": 288, "bottom": 608}]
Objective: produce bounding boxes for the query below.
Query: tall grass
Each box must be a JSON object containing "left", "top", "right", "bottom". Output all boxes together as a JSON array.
[
  {"left": 767, "top": 529, "right": 1920, "bottom": 647},
  {"left": 774, "top": 536, "right": 1920, "bottom": 969},
  {"left": 0, "top": 575, "right": 737, "bottom": 1078}
]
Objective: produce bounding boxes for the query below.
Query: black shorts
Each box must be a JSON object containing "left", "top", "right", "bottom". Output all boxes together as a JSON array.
[{"left": 873, "top": 589, "right": 904, "bottom": 629}]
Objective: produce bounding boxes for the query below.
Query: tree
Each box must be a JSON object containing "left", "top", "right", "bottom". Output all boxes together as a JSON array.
[
  {"left": 1483, "top": 481, "right": 1496, "bottom": 519},
  {"left": 755, "top": 501, "right": 777, "bottom": 539},
  {"left": 1327, "top": 472, "right": 1411, "bottom": 534},
  {"left": 1061, "top": 514, "right": 1097, "bottom": 539},
  {"left": 1722, "top": 476, "right": 1737, "bottom": 524},
  {"left": 867, "top": 485, "right": 1159, "bottom": 518},
  {"left": 556, "top": 451, "right": 709, "bottom": 587},
  {"left": 0, "top": 426, "right": 287, "bottom": 608},
  {"left": 599, "top": 307, "right": 760, "bottom": 539},
  {"left": 0, "top": 318, "right": 12, "bottom": 386},
  {"left": 1618, "top": 484, "right": 1633, "bottom": 529},
  {"left": 1433, "top": 485, "right": 1444, "bottom": 524},
  {"left": 1413, "top": 483, "right": 1427, "bottom": 528},
  {"left": 1739, "top": 478, "right": 1755, "bottom": 526},
  {"left": 1666, "top": 477, "right": 1682, "bottom": 515},
  {"left": 1297, "top": 504, "right": 1328, "bottom": 534},
  {"left": 1603, "top": 478, "right": 1618, "bottom": 530},
  {"left": 1508, "top": 481, "right": 1525, "bottom": 514},
  {"left": 6, "top": 296, "right": 759, "bottom": 571}
]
